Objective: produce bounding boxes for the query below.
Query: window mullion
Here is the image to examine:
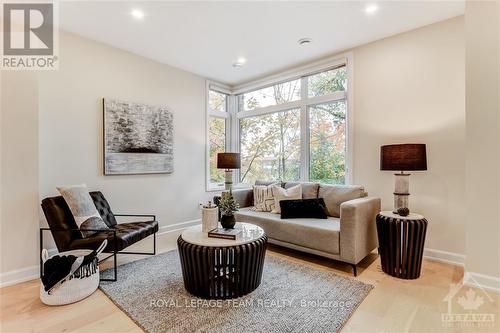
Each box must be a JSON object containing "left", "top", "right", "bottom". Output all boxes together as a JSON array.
[
  {"left": 300, "top": 77, "right": 309, "bottom": 182},
  {"left": 227, "top": 94, "right": 240, "bottom": 184}
]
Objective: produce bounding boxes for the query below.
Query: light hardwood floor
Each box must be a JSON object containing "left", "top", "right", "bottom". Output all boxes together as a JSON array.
[{"left": 1, "top": 231, "right": 499, "bottom": 333}]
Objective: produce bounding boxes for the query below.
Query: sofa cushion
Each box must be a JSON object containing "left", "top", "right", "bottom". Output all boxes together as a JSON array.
[
  {"left": 283, "top": 182, "right": 320, "bottom": 199},
  {"left": 253, "top": 184, "right": 276, "bottom": 212},
  {"left": 235, "top": 207, "right": 340, "bottom": 255},
  {"left": 271, "top": 184, "right": 302, "bottom": 214},
  {"left": 318, "top": 184, "right": 367, "bottom": 218},
  {"left": 280, "top": 198, "right": 328, "bottom": 219},
  {"left": 68, "top": 220, "right": 159, "bottom": 252},
  {"left": 57, "top": 184, "right": 109, "bottom": 238}
]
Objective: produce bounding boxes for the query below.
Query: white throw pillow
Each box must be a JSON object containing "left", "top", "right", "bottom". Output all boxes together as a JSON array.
[
  {"left": 271, "top": 184, "right": 302, "bottom": 214},
  {"left": 57, "top": 184, "right": 109, "bottom": 238},
  {"left": 253, "top": 184, "right": 276, "bottom": 212}
]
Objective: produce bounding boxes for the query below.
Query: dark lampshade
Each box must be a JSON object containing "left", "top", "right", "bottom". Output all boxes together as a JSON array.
[
  {"left": 217, "top": 153, "right": 241, "bottom": 169},
  {"left": 380, "top": 144, "right": 427, "bottom": 171}
]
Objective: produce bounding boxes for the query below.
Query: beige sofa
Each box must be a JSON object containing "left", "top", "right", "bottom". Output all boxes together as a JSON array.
[{"left": 231, "top": 181, "right": 381, "bottom": 276}]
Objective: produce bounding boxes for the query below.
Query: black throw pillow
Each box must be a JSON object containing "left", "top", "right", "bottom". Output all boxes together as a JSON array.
[{"left": 280, "top": 198, "right": 328, "bottom": 219}]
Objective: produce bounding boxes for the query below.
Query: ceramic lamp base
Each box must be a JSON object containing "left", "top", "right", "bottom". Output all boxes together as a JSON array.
[
  {"left": 393, "top": 172, "right": 410, "bottom": 213},
  {"left": 224, "top": 170, "right": 233, "bottom": 190}
]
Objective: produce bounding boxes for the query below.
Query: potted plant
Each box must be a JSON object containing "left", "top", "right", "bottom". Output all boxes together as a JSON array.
[{"left": 219, "top": 191, "right": 239, "bottom": 229}]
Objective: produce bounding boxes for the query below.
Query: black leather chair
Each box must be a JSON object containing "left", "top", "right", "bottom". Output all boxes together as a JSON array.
[{"left": 40, "top": 191, "right": 158, "bottom": 281}]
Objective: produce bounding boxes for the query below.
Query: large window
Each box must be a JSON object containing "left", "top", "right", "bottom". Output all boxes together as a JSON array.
[
  {"left": 207, "top": 88, "right": 228, "bottom": 190},
  {"left": 205, "top": 58, "right": 351, "bottom": 190},
  {"left": 237, "top": 63, "right": 349, "bottom": 184}
]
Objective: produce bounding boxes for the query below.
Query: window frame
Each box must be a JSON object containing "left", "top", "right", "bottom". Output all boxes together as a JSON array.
[
  {"left": 205, "top": 81, "right": 231, "bottom": 191},
  {"left": 307, "top": 99, "right": 348, "bottom": 185},
  {"left": 234, "top": 53, "right": 353, "bottom": 185},
  {"left": 205, "top": 52, "right": 353, "bottom": 191},
  {"left": 238, "top": 106, "right": 302, "bottom": 185}
]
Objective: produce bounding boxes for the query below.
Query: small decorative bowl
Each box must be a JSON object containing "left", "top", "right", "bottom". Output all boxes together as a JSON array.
[{"left": 397, "top": 207, "right": 410, "bottom": 217}]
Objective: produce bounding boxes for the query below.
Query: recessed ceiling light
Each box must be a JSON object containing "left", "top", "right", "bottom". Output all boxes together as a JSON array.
[
  {"left": 233, "top": 57, "right": 247, "bottom": 68},
  {"left": 298, "top": 38, "right": 312, "bottom": 46},
  {"left": 365, "top": 3, "right": 379, "bottom": 15},
  {"left": 131, "top": 9, "right": 145, "bottom": 20}
]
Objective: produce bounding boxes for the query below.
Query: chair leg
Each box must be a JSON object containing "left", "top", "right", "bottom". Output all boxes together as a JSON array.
[
  {"left": 112, "top": 251, "right": 117, "bottom": 281},
  {"left": 351, "top": 264, "right": 357, "bottom": 277},
  {"left": 101, "top": 249, "right": 118, "bottom": 282},
  {"left": 101, "top": 234, "right": 118, "bottom": 282},
  {"left": 39, "top": 229, "right": 43, "bottom": 278},
  {"left": 153, "top": 232, "right": 156, "bottom": 255},
  {"left": 100, "top": 232, "right": 157, "bottom": 282},
  {"left": 113, "top": 234, "right": 118, "bottom": 281}
]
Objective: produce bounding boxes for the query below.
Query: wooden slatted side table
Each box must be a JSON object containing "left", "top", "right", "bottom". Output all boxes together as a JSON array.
[{"left": 376, "top": 211, "right": 428, "bottom": 279}]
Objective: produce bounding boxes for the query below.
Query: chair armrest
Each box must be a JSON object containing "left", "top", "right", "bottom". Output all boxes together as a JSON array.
[
  {"left": 213, "top": 188, "right": 254, "bottom": 208},
  {"left": 339, "top": 197, "right": 381, "bottom": 264},
  {"left": 40, "top": 227, "right": 116, "bottom": 233},
  {"left": 113, "top": 214, "right": 156, "bottom": 222},
  {"left": 39, "top": 228, "right": 117, "bottom": 253}
]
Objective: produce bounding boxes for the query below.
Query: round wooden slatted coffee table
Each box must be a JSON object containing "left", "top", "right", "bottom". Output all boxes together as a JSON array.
[
  {"left": 177, "top": 222, "right": 267, "bottom": 299},
  {"left": 376, "top": 211, "right": 428, "bottom": 279}
]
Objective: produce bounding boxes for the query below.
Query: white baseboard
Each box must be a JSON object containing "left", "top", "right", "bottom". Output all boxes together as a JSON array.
[
  {"left": 423, "top": 248, "right": 466, "bottom": 267},
  {"left": 157, "top": 219, "right": 201, "bottom": 235},
  {"left": 0, "top": 219, "right": 202, "bottom": 289},
  {"left": 0, "top": 265, "right": 40, "bottom": 289},
  {"left": 464, "top": 271, "right": 500, "bottom": 293}
]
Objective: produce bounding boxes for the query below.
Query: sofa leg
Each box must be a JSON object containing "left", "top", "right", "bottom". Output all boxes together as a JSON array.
[{"left": 351, "top": 264, "right": 357, "bottom": 277}]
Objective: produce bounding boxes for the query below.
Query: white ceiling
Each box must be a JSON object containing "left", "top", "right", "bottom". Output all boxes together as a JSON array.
[{"left": 59, "top": 1, "right": 464, "bottom": 86}]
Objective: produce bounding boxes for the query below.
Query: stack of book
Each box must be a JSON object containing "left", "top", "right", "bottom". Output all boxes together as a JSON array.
[{"left": 208, "top": 227, "right": 242, "bottom": 240}]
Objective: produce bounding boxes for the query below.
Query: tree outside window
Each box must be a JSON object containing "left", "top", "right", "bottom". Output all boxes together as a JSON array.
[
  {"left": 209, "top": 117, "right": 226, "bottom": 185},
  {"left": 309, "top": 101, "right": 346, "bottom": 184},
  {"left": 240, "top": 109, "right": 300, "bottom": 183},
  {"left": 208, "top": 89, "right": 227, "bottom": 189}
]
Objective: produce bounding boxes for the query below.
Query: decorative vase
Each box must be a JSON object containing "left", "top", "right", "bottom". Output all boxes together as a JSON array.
[
  {"left": 202, "top": 206, "right": 219, "bottom": 232},
  {"left": 220, "top": 214, "right": 236, "bottom": 229}
]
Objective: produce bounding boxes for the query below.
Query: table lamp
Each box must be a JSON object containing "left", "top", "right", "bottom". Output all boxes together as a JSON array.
[
  {"left": 380, "top": 144, "right": 427, "bottom": 214},
  {"left": 217, "top": 152, "right": 241, "bottom": 190}
]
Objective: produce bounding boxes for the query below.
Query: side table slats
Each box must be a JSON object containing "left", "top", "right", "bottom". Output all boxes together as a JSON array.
[
  {"left": 177, "top": 234, "right": 268, "bottom": 299},
  {"left": 377, "top": 213, "right": 427, "bottom": 279}
]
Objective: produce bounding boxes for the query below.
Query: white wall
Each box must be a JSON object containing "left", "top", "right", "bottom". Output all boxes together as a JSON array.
[
  {"left": 352, "top": 17, "right": 466, "bottom": 256},
  {"left": 0, "top": 71, "right": 40, "bottom": 279},
  {"left": 465, "top": 1, "right": 500, "bottom": 282},
  {"left": 1, "top": 31, "right": 211, "bottom": 285},
  {"left": 38, "top": 31, "right": 210, "bottom": 229}
]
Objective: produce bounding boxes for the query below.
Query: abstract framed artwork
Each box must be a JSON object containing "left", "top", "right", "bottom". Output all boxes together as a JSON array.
[{"left": 103, "top": 98, "right": 173, "bottom": 175}]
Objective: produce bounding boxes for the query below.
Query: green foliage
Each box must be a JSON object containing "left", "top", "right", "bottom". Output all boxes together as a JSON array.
[
  {"left": 219, "top": 192, "right": 239, "bottom": 216},
  {"left": 209, "top": 117, "right": 225, "bottom": 184},
  {"left": 240, "top": 109, "right": 301, "bottom": 183},
  {"left": 308, "top": 67, "right": 347, "bottom": 97},
  {"left": 208, "top": 90, "right": 226, "bottom": 112},
  {"left": 309, "top": 100, "right": 346, "bottom": 184}
]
